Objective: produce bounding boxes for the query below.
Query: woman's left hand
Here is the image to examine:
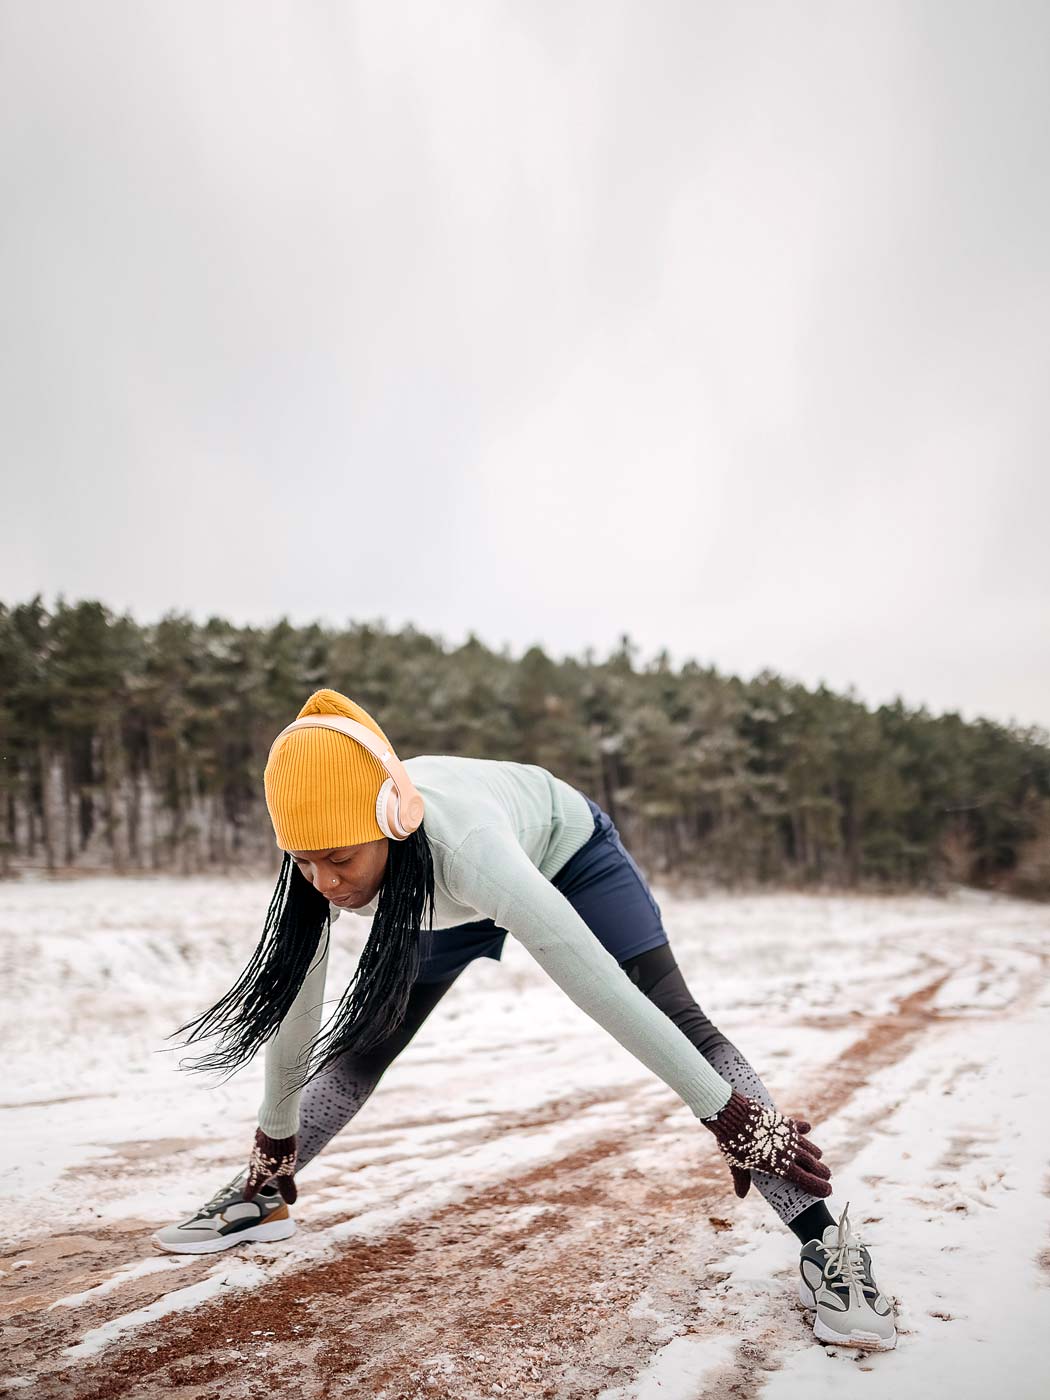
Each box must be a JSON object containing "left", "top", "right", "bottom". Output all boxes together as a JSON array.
[{"left": 701, "top": 1090, "right": 832, "bottom": 1199}]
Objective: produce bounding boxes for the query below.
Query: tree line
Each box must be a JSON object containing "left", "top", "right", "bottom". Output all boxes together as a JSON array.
[{"left": 2, "top": 596, "right": 1048, "bottom": 897}]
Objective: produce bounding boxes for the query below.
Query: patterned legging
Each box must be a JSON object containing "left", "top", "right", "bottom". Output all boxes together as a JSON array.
[{"left": 293, "top": 942, "right": 822, "bottom": 1230}]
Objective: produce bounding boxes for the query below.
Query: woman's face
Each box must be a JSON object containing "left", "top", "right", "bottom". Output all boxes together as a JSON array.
[{"left": 289, "top": 838, "right": 389, "bottom": 909}]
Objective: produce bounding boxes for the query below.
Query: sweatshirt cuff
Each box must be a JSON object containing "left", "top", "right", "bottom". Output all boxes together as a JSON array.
[
  {"left": 683, "top": 1070, "right": 733, "bottom": 1120},
  {"left": 258, "top": 1100, "right": 300, "bottom": 1138}
]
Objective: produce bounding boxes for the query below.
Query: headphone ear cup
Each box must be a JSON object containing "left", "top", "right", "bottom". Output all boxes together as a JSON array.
[
  {"left": 400, "top": 790, "right": 424, "bottom": 833},
  {"left": 375, "top": 777, "right": 402, "bottom": 840}
]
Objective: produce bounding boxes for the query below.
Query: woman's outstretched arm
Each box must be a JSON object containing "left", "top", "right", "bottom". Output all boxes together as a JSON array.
[
  {"left": 257, "top": 920, "right": 333, "bottom": 1137},
  {"left": 446, "top": 826, "right": 734, "bottom": 1120}
]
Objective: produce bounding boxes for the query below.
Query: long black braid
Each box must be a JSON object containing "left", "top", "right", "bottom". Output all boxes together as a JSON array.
[
  {"left": 307, "top": 821, "right": 435, "bottom": 1069},
  {"left": 172, "top": 824, "right": 436, "bottom": 1085}
]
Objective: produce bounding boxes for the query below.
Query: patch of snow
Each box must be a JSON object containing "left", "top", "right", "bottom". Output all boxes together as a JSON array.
[
  {"left": 62, "top": 1261, "right": 270, "bottom": 1359},
  {"left": 49, "top": 1255, "right": 195, "bottom": 1309},
  {"left": 597, "top": 1334, "right": 738, "bottom": 1399}
]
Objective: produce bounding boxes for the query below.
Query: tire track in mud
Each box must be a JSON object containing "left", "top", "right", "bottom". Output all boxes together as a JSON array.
[
  {"left": 0, "top": 1083, "right": 648, "bottom": 1328},
  {"left": 1, "top": 1083, "right": 672, "bottom": 1392},
  {"left": 6, "top": 968, "right": 983, "bottom": 1400}
]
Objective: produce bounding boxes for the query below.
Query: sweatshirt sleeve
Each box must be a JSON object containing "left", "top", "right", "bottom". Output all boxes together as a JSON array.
[
  {"left": 257, "top": 917, "right": 333, "bottom": 1137},
  {"left": 446, "top": 826, "right": 733, "bottom": 1120}
]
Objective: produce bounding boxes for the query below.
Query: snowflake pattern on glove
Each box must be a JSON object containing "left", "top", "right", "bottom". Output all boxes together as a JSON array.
[
  {"left": 721, "top": 1103, "right": 798, "bottom": 1172},
  {"left": 248, "top": 1139, "right": 297, "bottom": 1179},
  {"left": 244, "top": 1129, "right": 299, "bottom": 1203},
  {"left": 702, "top": 1090, "right": 832, "bottom": 1198}
]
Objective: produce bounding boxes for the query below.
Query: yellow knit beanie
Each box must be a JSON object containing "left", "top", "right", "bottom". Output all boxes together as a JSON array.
[{"left": 264, "top": 688, "right": 394, "bottom": 850}]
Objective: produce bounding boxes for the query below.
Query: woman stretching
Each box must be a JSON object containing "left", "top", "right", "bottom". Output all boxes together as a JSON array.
[{"left": 156, "top": 689, "right": 897, "bottom": 1351}]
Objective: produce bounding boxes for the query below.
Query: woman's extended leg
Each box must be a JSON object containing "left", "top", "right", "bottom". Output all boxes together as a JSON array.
[
  {"left": 621, "top": 942, "right": 835, "bottom": 1244},
  {"left": 295, "top": 971, "right": 462, "bottom": 1171}
]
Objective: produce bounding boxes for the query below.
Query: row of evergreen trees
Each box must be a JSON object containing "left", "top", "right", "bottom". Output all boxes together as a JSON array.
[{"left": 2, "top": 597, "right": 1048, "bottom": 896}]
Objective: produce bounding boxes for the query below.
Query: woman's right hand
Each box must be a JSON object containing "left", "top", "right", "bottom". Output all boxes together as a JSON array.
[{"left": 244, "top": 1127, "right": 298, "bottom": 1203}]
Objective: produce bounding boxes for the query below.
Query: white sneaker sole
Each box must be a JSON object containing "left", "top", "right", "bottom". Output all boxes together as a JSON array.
[
  {"left": 152, "top": 1216, "right": 297, "bottom": 1255},
  {"left": 799, "top": 1277, "right": 897, "bottom": 1351}
]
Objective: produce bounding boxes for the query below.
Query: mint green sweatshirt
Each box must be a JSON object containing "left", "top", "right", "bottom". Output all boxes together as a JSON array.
[{"left": 258, "top": 755, "right": 733, "bottom": 1137}]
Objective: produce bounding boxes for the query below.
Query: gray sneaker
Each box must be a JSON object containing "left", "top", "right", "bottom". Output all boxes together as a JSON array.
[
  {"left": 152, "top": 1170, "right": 296, "bottom": 1255},
  {"left": 799, "top": 1203, "right": 897, "bottom": 1350}
]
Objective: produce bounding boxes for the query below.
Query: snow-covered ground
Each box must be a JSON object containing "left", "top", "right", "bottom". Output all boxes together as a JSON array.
[{"left": 1, "top": 878, "right": 1048, "bottom": 1398}]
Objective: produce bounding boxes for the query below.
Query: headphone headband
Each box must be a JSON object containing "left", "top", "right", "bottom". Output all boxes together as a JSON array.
[{"left": 268, "top": 715, "right": 424, "bottom": 838}]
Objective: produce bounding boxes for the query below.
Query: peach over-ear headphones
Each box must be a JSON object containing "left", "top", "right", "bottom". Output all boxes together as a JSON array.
[{"left": 267, "top": 715, "right": 425, "bottom": 841}]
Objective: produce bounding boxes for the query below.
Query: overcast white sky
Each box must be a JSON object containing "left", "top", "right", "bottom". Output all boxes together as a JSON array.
[{"left": 2, "top": 2, "right": 1047, "bottom": 729}]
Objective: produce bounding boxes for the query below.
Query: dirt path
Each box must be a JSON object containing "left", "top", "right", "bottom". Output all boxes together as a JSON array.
[{"left": 6, "top": 958, "right": 1015, "bottom": 1400}]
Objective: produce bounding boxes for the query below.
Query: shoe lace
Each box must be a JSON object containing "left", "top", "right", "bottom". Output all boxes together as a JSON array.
[
  {"left": 198, "top": 1166, "right": 250, "bottom": 1216},
  {"left": 822, "top": 1202, "right": 867, "bottom": 1290}
]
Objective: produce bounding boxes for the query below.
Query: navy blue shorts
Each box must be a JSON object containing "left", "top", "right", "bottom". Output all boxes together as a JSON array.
[{"left": 415, "top": 793, "right": 670, "bottom": 984}]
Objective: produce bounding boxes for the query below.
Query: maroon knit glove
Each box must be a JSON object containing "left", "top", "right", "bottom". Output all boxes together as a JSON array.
[
  {"left": 702, "top": 1090, "right": 832, "bottom": 1199},
  {"left": 244, "top": 1128, "right": 298, "bottom": 1204}
]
